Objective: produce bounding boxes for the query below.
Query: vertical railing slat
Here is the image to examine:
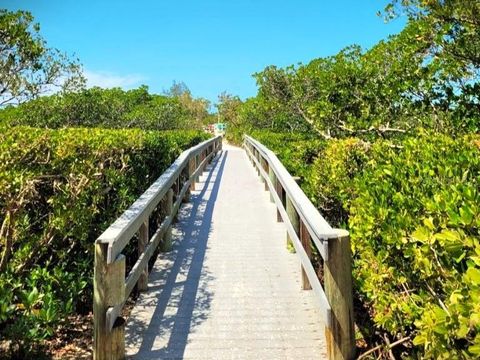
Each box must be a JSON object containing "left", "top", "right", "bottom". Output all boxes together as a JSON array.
[{"left": 137, "top": 220, "right": 149, "bottom": 291}]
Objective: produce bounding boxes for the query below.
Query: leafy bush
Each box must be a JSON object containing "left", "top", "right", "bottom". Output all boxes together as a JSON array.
[
  {"left": 236, "top": 129, "right": 325, "bottom": 189},
  {"left": 0, "top": 126, "right": 209, "bottom": 350},
  {"left": 349, "top": 134, "right": 480, "bottom": 358},
  {"left": 0, "top": 85, "right": 212, "bottom": 131},
  {"left": 307, "top": 137, "right": 370, "bottom": 226},
  {"left": 251, "top": 129, "right": 480, "bottom": 357}
]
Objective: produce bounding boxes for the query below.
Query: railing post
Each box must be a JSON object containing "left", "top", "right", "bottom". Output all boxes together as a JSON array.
[
  {"left": 195, "top": 154, "right": 200, "bottom": 183},
  {"left": 268, "top": 167, "right": 275, "bottom": 203},
  {"left": 137, "top": 220, "right": 149, "bottom": 292},
  {"left": 264, "top": 163, "right": 269, "bottom": 191},
  {"left": 300, "top": 221, "right": 312, "bottom": 290},
  {"left": 189, "top": 157, "right": 196, "bottom": 191},
  {"left": 173, "top": 178, "right": 180, "bottom": 222},
  {"left": 324, "top": 229, "right": 355, "bottom": 360},
  {"left": 285, "top": 196, "right": 298, "bottom": 252},
  {"left": 259, "top": 156, "right": 265, "bottom": 184},
  {"left": 94, "top": 245, "right": 126, "bottom": 360},
  {"left": 161, "top": 188, "right": 174, "bottom": 252},
  {"left": 275, "top": 178, "right": 283, "bottom": 222},
  {"left": 256, "top": 153, "right": 260, "bottom": 175},
  {"left": 111, "top": 317, "right": 126, "bottom": 359},
  {"left": 183, "top": 164, "right": 191, "bottom": 203},
  {"left": 208, "top": 145, "right": 213, "bottom": 163}
]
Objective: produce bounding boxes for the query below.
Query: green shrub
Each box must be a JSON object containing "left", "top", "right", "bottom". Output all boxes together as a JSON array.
[
  {"left": 252, "top": 130, "right": 480, "bottom": 357},
  {"left": 244, "top": 130, "right": 325, "bottom": 197},
  {"left": 308, "top": 137, "right": 370, "bottom": 226},
  {"left": 349, "top": 134, "right": 480, "bottom": 358},
  {"left": 0, "top": 126, "right": 209, "bottom": 350},
  {"left": 0, "top": 86, "right": 209, "bottom": 131}
]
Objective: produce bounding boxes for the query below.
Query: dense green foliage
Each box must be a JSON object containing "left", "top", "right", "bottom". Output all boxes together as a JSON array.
[
  {"left": 246, "top": 130, "right": 480, "bottom": 358},
  {"left": 348, "top": 134, "right": 480, "bottom": 358},
  {"left": 0, "top": 85, "right": 212, "bottom": 131},
  {"left": 0, "top": 126, "right": 208, "bottom": 353},
  {"left": 227, "top": 129, "right": 325, "bottom": 200}
]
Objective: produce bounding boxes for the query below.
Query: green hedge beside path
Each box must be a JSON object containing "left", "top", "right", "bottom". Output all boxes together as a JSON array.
[
  {"left": 247, "top": 129, "right": 480, "bottom": 358},
  {"left": 0, "top": 126, "right": 209, "bottom": 352}
]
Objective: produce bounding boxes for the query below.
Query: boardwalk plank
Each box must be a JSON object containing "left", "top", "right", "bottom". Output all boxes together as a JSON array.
[{"left": 125, "top": 144, "right": 327, "bottom": 359}]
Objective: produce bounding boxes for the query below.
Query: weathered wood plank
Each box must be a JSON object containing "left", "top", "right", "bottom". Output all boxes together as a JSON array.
[
  {"left": 244, "top": 144, "right": 332, "bottom": 324},
  {"left": 268, "top": 166, "right": 275, "bottom": 203},
  {"left": 162, "top": 189, "right": 174, "bottom": 252},
  {"left": 137, "top": 221, "right": 149, "bottom": 292},
  {"left": 93, "top": 242, "right": 108, "bottom": 360},
  {"left": 124, "top": 217, "right": 171, "bottom": 300},
  {"left": 245, "top": 135, "right": 336, "bottom": 241},
  {"left": 244, "top": 136, "right": 333, "bottom": 260},
  {"left": 300, "top": 221, "right": 313, "bottom": 290},
  {"left": 93, "top": 246, "right": 125, "bottom": 360},
  {"left": 96, "top": 136, "right": 221, "bottom": 264},
  {"left": 286, "top": 195, "right": 299, "bottom": 251},
  {"left": 126, "top": 145, "right": 328, "bottom": 359},
  {"left": 324, "top": 229, "right": 355, "bottom": 360},
  {"left": 111, "top": 317, "right": 126, "bottom": 359}
]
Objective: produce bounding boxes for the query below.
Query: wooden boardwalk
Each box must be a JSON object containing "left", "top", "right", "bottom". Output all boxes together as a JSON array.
[{"left": 125, "top": 145, "right": 327, "bottom": 359}]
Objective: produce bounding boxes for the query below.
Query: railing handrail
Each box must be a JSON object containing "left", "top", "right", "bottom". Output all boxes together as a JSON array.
[
  {"left": 245, "top": 135, "right": 337, "bottom": 259},
  {"left": 94, "top": 135, "right": 222, "bottom": 360},
  {"left": 243, "top": 134, "right": 355, "bottom": 360},
  {"left": 97, "top": 136, "right": 222, "bottom": 263}
]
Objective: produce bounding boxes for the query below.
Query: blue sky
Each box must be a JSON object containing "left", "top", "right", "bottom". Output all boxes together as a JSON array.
[{"left": 5, "top": 1, "right": 405, "bottom": 104}]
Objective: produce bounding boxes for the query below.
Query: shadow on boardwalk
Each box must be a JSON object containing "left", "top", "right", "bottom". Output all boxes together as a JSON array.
[{"left": 126, "top": 151, "right": 228, "bottom": 359}]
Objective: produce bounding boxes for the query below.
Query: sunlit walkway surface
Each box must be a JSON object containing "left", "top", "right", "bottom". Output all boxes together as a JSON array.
[{"left": 125, "top": 145, "right": 327, "bottom": 359}]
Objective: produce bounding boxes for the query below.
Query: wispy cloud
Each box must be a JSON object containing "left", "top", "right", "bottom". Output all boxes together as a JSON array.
[{"left": 84, "top": 69, "right": 146, "bottom": 89}]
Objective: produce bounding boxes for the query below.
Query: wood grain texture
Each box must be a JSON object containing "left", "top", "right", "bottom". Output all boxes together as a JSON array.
[
  {"left": 324, "top": 229, "right": 355, "bottom": 360},
  {"left": 300, "top": 221, "right": 313, "bottom": 290},
  {"left": 137, "top": 221, "right": 149, "bottom": 292}
]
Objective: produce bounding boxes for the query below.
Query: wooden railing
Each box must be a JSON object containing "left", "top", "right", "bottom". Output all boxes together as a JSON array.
[
  {"left": 93, "top": 136, "right": 222, "bottom": 360},
  {"left": 244, "top": 135, "right": 355, "bottom": 360}
]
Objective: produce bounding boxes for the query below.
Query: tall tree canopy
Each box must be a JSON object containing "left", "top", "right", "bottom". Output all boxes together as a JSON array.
[{"left": 0, "top": 9, "right": 83, "bottom": 106}]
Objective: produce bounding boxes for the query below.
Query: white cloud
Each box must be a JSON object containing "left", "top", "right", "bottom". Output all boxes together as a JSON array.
[{"left": 84, "top": 69, "right": 146, "bottom": 89}]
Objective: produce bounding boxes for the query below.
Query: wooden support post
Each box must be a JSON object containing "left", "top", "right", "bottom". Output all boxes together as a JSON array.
[
  {"left": 275, "top": 178, "right": 283, "bottom": 222},
  {"left": 111, "top": 317, "right": 126, "bottom": 359},
  {"left": 324, "top": 229, "right": 355, "bottom": 360},
  {"left": 94, "top": 243, "right": 108, "bottom": 360},
  {"left": 259, "top": 157, "right": 266, "bottom": 184},
  {"left": 208, "top": 145, "right": 213, "bottom": 163},
  {"left": 285, "top": 196, "right": 298, "bottom": 252},
  {"left": 137, "top": 220, "right": 149, "bottom": 292},
  {"left": 161, "top": 189, "right": 174, "bottom": 252},
  {"left": 183, "top": 165, "right": 191, "bottom": 203},
  {"left": 263, "top": 162, "right": 269, "bottom": 191},
  {"left": 173, "top": 178, "right": 180, "bottom": 222},
  {"left": 94, "top": 246, "right": 126, "bottom": 360},
  {"left": 300, "top": 221, "right": 312, "bottom": 290},
  {"left": 189, "top": 158, "right": 196, "bottom": 192},
  {"left": 195, "top": 154, "right": 200, "bottom": 183},
  {"left": 268, "top": 168, "right": 275, "bottom": 202},
  {"left": 257, "top": 153, "right": 261, "bottom": 176}
]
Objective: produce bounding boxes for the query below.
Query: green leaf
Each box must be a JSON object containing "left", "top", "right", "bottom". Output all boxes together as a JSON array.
[
  {"left": 469, "top": 344, "right": 480, "bottom": 355},
  {"left": 411, "top": 226, "right": 430, "bottom": 243},
  {"left": 465, "top": 267, "right": 480, "bottom": 285},
  {"left": 435, "top": 229, "right": 460, "bottom": 242},
  {"left": 423, "top": 217, "right": 435, "bottom": 231}
]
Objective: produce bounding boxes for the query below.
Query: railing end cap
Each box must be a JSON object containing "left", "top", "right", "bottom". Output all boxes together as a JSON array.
[{"left": 332, "top": 228, "right": 349, "bottom": 238}]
